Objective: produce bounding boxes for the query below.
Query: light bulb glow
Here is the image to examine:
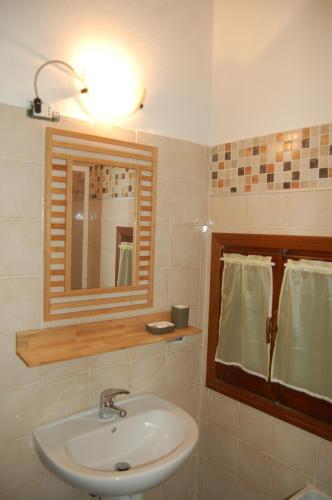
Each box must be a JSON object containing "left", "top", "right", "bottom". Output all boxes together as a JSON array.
[{"left": 75, "top": 44, "right": 145, "bottom": 121}]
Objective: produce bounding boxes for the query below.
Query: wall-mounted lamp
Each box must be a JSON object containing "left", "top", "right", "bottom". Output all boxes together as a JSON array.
[
  {"left": 27, "top": 59, "right": 88, "bottom": 122},
  {"left": 27, "top": 57, "right": 146, "bottom": 123}
]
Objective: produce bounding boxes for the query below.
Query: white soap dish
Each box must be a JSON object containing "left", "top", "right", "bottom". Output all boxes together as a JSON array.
[{"left": 145, "top": 321, "right": 175, "bottom": 335}]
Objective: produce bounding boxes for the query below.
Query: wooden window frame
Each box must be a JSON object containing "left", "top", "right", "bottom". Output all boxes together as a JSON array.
[{"left": 206, "top": 233, "right": 332, "bottom": 441}]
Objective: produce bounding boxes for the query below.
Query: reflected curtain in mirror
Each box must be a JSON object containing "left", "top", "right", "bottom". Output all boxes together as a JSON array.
[{"left": 117, "top": 242, "right": 133, "bottom": 286}]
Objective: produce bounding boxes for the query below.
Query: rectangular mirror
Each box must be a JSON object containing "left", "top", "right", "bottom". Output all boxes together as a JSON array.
[
  {"left": 44, "top": 128, "right": 157, "bottom": 321},
  {"left": 70, "top": 163, "right": 136, "bottom": 290}
]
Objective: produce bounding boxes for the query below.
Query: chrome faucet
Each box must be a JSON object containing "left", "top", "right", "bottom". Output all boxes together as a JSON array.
[{"left": 99, "top": 388, "right": 130, "bottom": 419}]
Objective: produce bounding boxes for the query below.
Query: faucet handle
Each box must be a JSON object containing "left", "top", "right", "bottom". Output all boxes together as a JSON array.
[{"left": 100, "top": 388, "right": 130, "bottom": 403}]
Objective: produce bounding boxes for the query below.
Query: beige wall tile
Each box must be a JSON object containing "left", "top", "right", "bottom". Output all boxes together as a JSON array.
[
  {"left": 165, "top": 347, "right": 199, "bottom": 392},
  {"left": 188, "top": 306, "right": 199, "bottom": 328},
  {"left": 171, "top": 181, "right": 203, "bottom": 224},
  {"left": 170, "top": 225, "right": 202, "bottom": 267},
  {"left": 131, "top": 342, "right": 166, "bottom": 360},
  {"left": 236, "top": 479, "right": 269, "bottom": 500},
  {"left": 0, "top": 436, "right": 42, "bottom": 495},
  {"left": 195, "top": 380, "right": 207, "bottom": 420},
  {"left": 0, "top": 221, "right": 41, "bottom": 276},
  {"left": 195, "top": 339, "right": 204, "bottom": 382},
  {"left": 161, "top": 457, "right": 193, "bottom": 500},
  {"left": 43, "top": 372, "right": 89, "bottom": 421},
  {"left": 206, "top": 423, "right": 237, "bottom": 475},
  {"left": 47, "top": 114, "right": 92, "bottom": 134},
  {"left": 153, "top": 267, "right": 170, "bottom": 311},
  {"left": 144, "top": 485, "right": 162, "bottom": 500},
  {"left": 197, "top": 418, "right": 207, "bottom": 457},
  {"left": 166, "top": 384, "right": 196, "bottom": 417},
  {"left": 137, "top": 132, "right": 172, "bottom": 180},
  {"left": 0, "top": 160, "right": 42, "bottom": 219},
  {"left": 130, "top": 353, "right": 166, "bottom": 396},
  {"left": 0, "top": 104, "right": 43, "bottom": 162},
  {"left": 0, "top": 481, "right": 43, "bottom": 500},
  {"left": 172, "top": 139, "right": 204, "bottom": 183},
  {"left": 239, "top": 403, "right": 275, "bottom": 455},
  {"left": 204, "top": 146, "right": 211, "bottom": 183},
  {"left": 90, "top": 363, "right": 131, "bottom": 406},
  {"left": 274, "top": 420, "right": 318, "bottom": 476},
  {"left": 0, "top": 277, "right": 41, "bottom": 334},
  {"left": 288, "top": 190, "right": 332, "bottom": 228},
  {"left": 285, "top": 226, "right": 332, "bottom": 237},
  {"left": 207, "top": 390, "right": 239, "bottom": 436},
  {"left": 196, "top": 456, "right": 206, "bottom": 500},
  {"left": 43, "top": 358, "right": 90, "bottom": 379},
  {"left": 237, "top": 441, "right": 273, "bottom": 497},
  {"left": 205, "top": 461, "right": 237, "bottom": 500},
  {"left": 156, "top": 178, "right": 171, "bottom": 223},
  {"left": 211, "top": 195, "right": 248, "bottom": 227},
  {"left": 155, "top": 224, "right": 171, "bottom": 268},
  {"left": 0, "top": 335, "right": 41, "bottom": 389},
  {"left": 247, "top": 193, "right": 288, "bottom": 227},
  {"left": 271, "top": 460, "right": 311, "bottom": 500},
  {"left": 93, "top": 121, "right": 136, "bottom": 142},
  {"left": 316, "top": 438, "right": 332, "bottom": 486},
  {"left": 169, "top": 267, "right": 200, "bottom": 308},
  {"left": 90, "top": 348, "right": 131, "bottom": 369},
  {"left": 166, "top": 333, "right": 201, "bottom": 353},
  {"left": 0, "top": 383, "right": 42, "bottom": 442},
  {"left": 44, "top": 474, "right": 87, "bottom": 500}
]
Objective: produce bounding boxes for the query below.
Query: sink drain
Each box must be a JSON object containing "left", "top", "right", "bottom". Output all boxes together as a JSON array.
[{"left": 114, "top": 462, "right": 131, "bottom": 472}]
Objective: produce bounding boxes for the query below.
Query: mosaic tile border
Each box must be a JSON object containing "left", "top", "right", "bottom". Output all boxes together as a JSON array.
[
  {"left": 90, "top": 165, "right": 136, "bottom": 199},
  {"left": 210, "top": 124, "right": 332, "bottom": 195}
]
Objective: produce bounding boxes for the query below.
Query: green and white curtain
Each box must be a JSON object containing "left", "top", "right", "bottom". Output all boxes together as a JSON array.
[
  {"left": 215, "top": 253, "right": 273, "bottom": 380},
  {"left": 272, "top": 259, "right": 332, "bottom": 403},
  {"left": 117, "top": 242, "right": 133, "bottom": 286}
]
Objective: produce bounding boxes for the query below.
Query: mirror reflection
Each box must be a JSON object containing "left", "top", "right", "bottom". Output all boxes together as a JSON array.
[{"left": 71, "top": 164, "right": 136, "bottom": 290}]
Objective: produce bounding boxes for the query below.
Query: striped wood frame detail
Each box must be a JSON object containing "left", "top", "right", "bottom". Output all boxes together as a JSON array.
[{"left": 44, "top": 128, "right": 157, "bottom": 320}]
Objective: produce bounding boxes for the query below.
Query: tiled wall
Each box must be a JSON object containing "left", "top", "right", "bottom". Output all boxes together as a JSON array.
[
  {"left": 210, "top": 124, "right": 332, "bottom": 195},
  {"left": 0, "top": 103, "right": 207, "bottom": 500},
  {"left": 197, "top": 189, "right": 332, "bottom": 500},
  {"left": 1, "top": 101, "right": 332, "bottom": 500}
]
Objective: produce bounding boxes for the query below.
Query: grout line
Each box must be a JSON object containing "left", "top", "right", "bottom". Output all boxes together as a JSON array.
[
  {"left": 0, "top": 433, "right": 34, "bottom": 447},
  {"left": 0, "top": 217, "right": 41, "bottom": 221},
  {"left": 0, "top": 274, "right": 41, "bottom": 280},
  {"left": 313, "top": 437, "right": 320, "bottom": 484},
  {"left": 209, "top": 185, "right": 332, "bottom": 198},
  {"left": 0, "top": 157, "right": 43, "bottom": 164},
  {"left": 0, "top": 380, "right": 42, "bottom": 394},
  {"left": 88, "top": 357, "right": 91, "bottom": 408}
]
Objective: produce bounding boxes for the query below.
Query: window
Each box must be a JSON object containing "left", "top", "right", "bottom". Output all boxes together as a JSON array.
[{"left": 206, "top": 233, "right": 332, "bottom": 441}]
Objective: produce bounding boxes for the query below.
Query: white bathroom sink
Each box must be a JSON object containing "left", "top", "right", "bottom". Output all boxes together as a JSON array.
[{"left": 33, "top": 394, "right": 199, "bottom": 497}]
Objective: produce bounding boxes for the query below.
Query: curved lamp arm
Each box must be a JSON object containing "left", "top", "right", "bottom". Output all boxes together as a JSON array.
[{"left": 33, "top": 59, "right": 88, "bottom": 98}]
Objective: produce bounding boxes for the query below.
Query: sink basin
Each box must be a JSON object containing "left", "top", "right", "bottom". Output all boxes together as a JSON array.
[{"left": 33, "top": 393, "right": 199, "bottom": 497}]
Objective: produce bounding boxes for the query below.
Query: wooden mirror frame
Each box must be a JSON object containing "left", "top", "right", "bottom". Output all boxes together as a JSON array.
[{"left": 44, "top": 127, "right": 157, "bottom": 321}]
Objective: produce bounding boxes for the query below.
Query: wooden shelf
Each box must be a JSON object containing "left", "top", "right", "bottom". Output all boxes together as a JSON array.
[{"left": 16, "top": 312, "right": 202, "bottom": 367}]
